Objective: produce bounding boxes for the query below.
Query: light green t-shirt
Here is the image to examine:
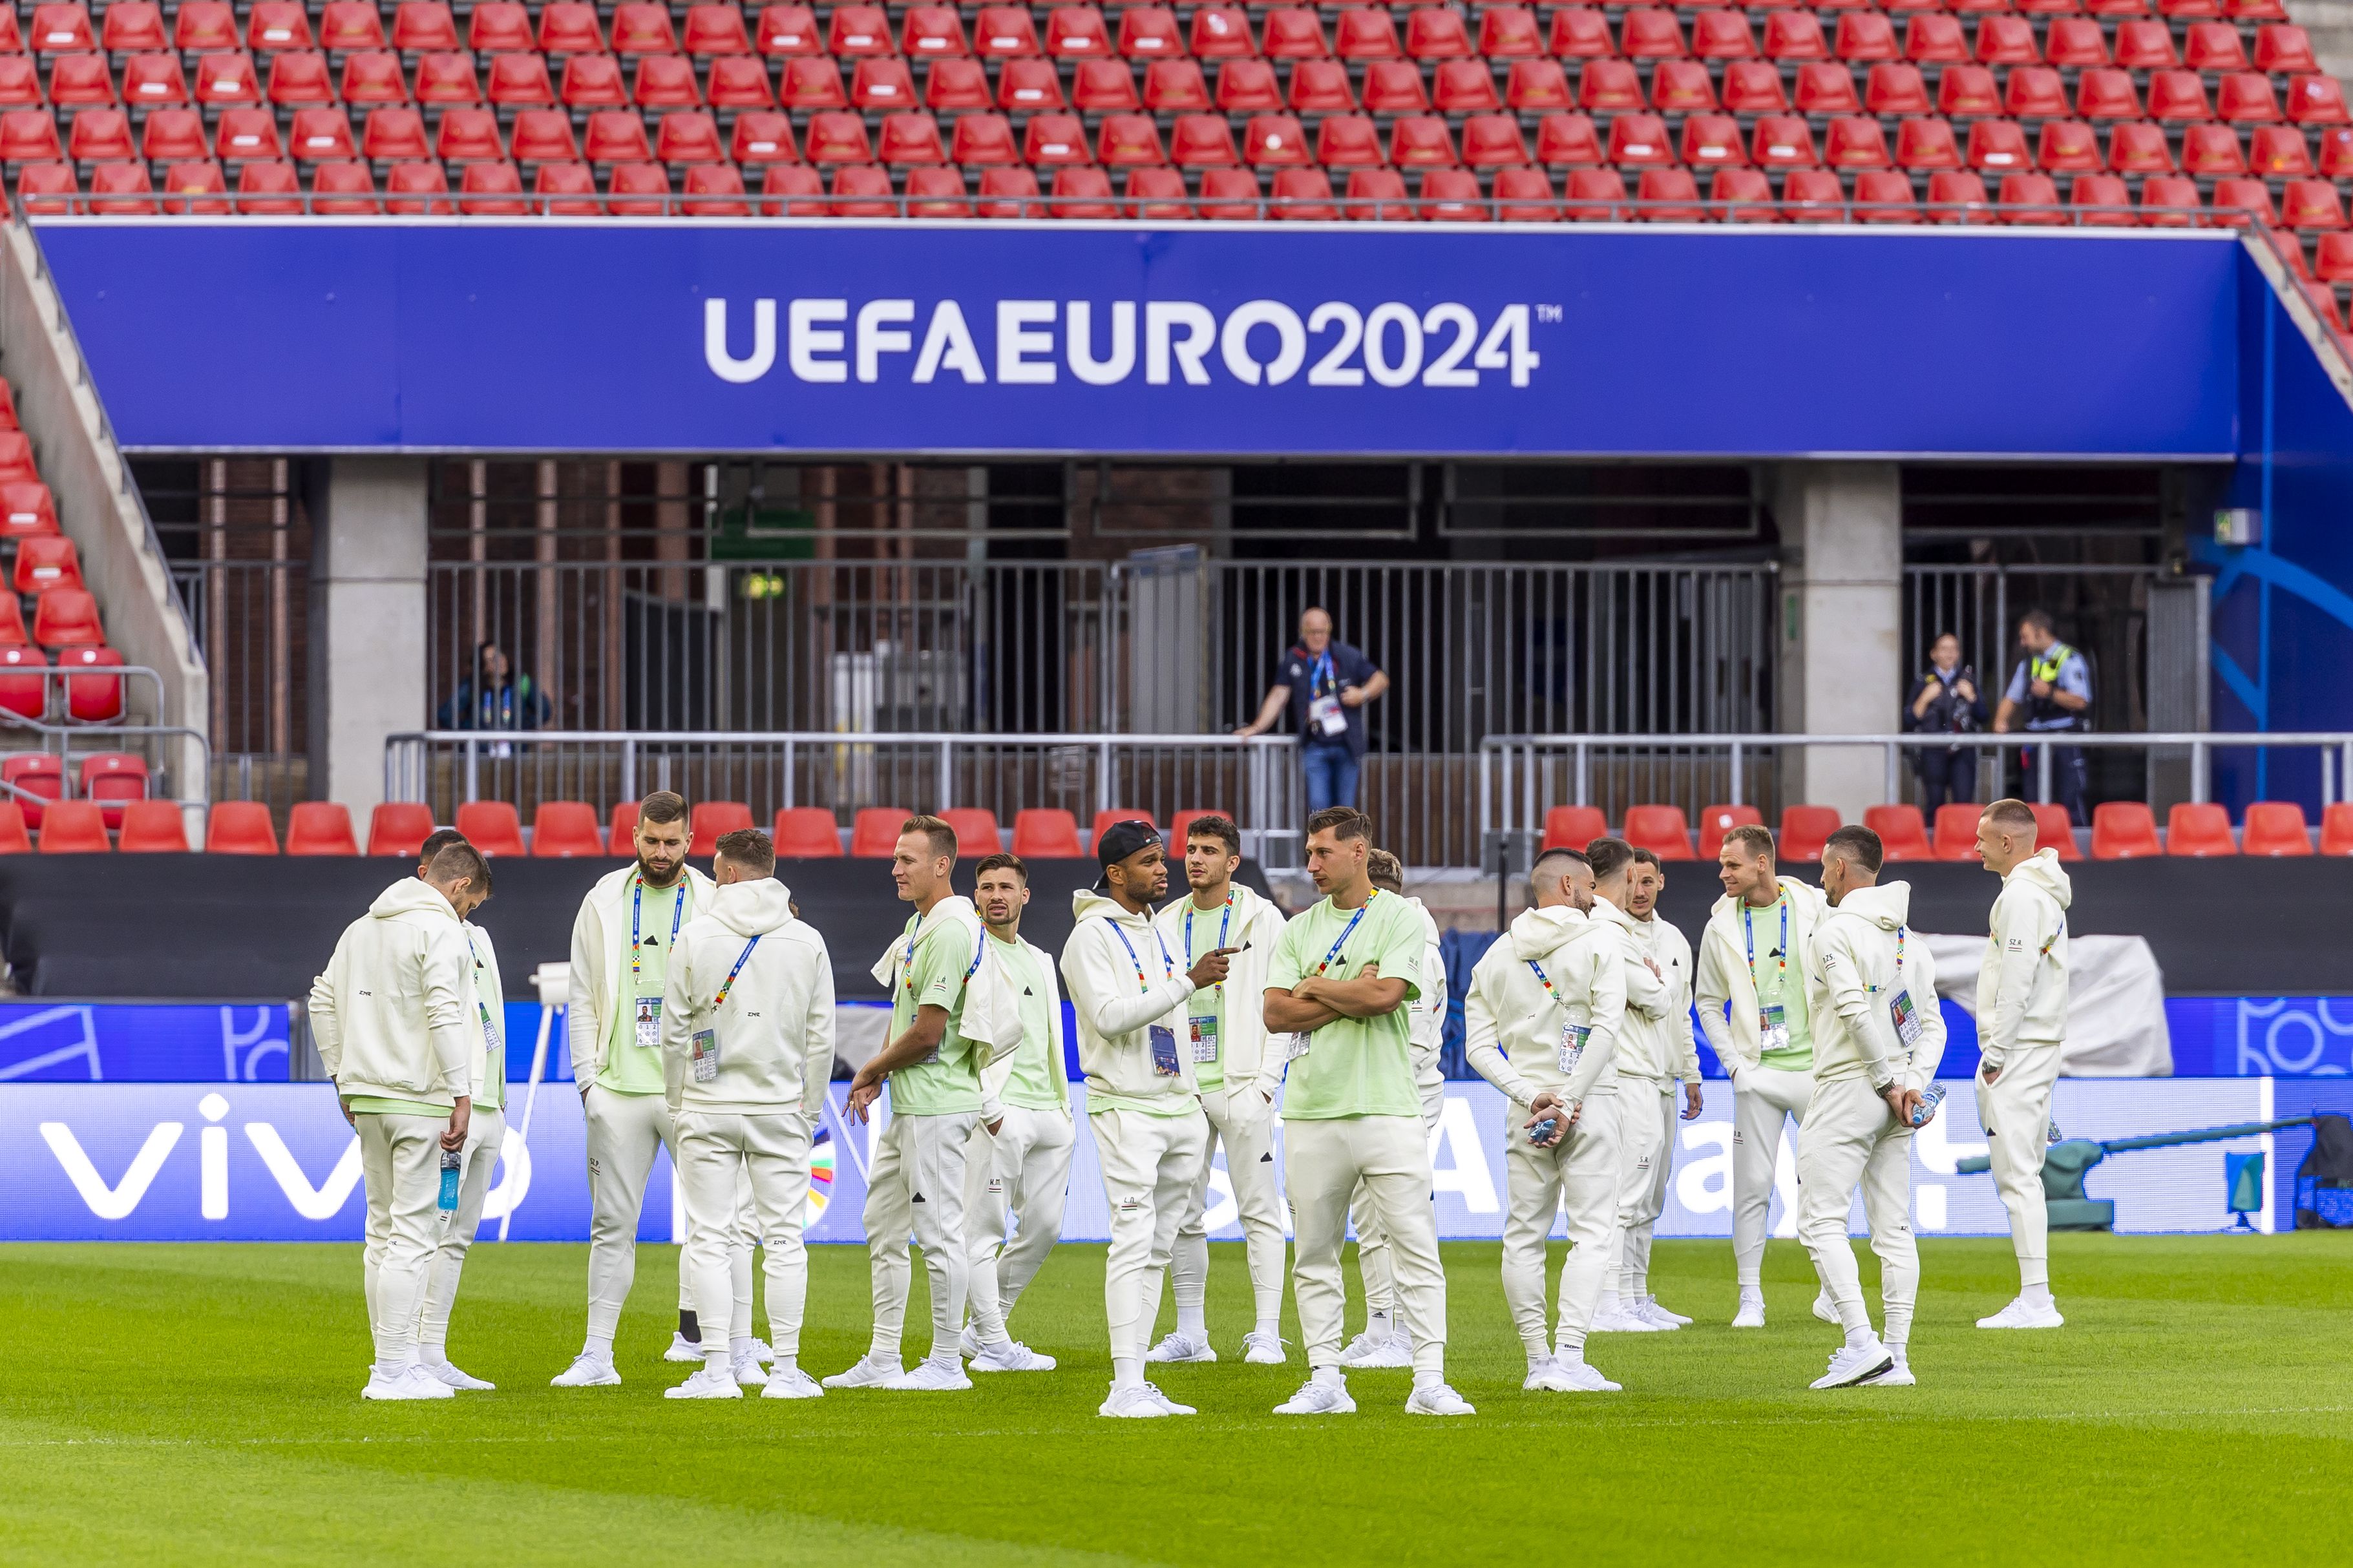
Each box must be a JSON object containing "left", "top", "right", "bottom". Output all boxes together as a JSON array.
[
  {"left": 464, "top": 926, "right": 503, "bottom": 1112},
  {"left": 1174, "top": 893, "right": 1237, "bottom": 1093},
  {"left": 348, "top": 1097, "right": 445, "bottom": 1118},
  {"left": 1267, "top": 890, "right": 1424, "bottom": 1120},
  {"left": 990, "top": 936, "right": 1065, "bottom": 1113},
  {"left": 1742, "top": 892, "right": 1815, "bottom": 1072},
  {"left": 600, "top": 877, "right": 691, "bottom": 1096},
  {"left": 887, "top": 911, "right": 982, "bottom": 1116}
]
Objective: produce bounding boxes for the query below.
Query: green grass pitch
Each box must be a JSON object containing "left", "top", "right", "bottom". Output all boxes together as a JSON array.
[{"left": 3, "top": 1235, "right": 2349, "bottom": 1566}]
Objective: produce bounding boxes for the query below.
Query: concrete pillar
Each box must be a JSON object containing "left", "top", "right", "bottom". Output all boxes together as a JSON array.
[
  {"left": 315, "top": 457, "right": 429, "bottom": 821},
  {"left": 1776, "top": 463, "right": 1902, "bottom": 824}
]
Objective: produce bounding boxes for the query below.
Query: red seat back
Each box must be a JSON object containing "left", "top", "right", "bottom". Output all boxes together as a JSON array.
[
  {"left": 1092, "top": 808, "right": 1157, "bottom": 848},
  {"left": 772, "top": 806, "right": 843, "bottom": 857},
  {"left": 688, "top": 800, "right": 755, "bottom": 857},
  {"left": 529, "top": 800, "right": 606, "bottom": 857},
  {"left": 0, "top": 645, "right": 45, "bottom": 719},
  {"left": 2165, "top": 802, "right": 2238, "bottom": 856},
  {"left": 940, "top": 806, "right": 1004, "bottom": 857},
  {"left": 2028, "top": 802, "right": 2082, "bottom": 861},
  {"left": 2241, "top": 800, "right": 2314, "bottom": 856},
  {"left": 37, "top": 799, "right": 111, "bottom": 852},
  {"left": 2321, "top": 801, "right": 2353, "bottom": 857},
  {"left": 1010, "top": 807, "right": 1084, "bottom": 857},
  {"left": 12, "top": 535, "right": 81, "bottom": 596},
  {"left": 1540, "top": 804, "right": 1608, "bottom": 851},
  {"left": 33, "top": 587, "right": 105, "bottom": 648},
  {"left": 1777, "top": 804, "right": 1842, "bottom": 864},
  {"left": 608, "top": 799, "right": 641, "bottom": 849},
  {"left": 1621, "top": 804, "right": 1694, "bottom": 860},
  {"left": 454, "top": 799, "right": 527, "bottom": 856},
  {"left": 76, "top": 751, "right": 147, "bottom": 828},
  {"left": 1, "top": 752, "right": 63, "bottom": 828},
  {"left": 2091, "top": 800, "right": 2162, "bottom": 859},
  {"left": 850, "top": 806, "right": 907, "bottom": 857},
  {"left": 1932, "top": 802, "right": 1984, "bottom": 859},
  {"left": 119, "top": 798, "right": 190, "bottom": 852},
  {"left": 367, "top": 800, "right": 436, "bottom": 857},
  {"left": 204, "top": 799, "right": 280, "bottom": 853},
  {"left": 1862, "top": 804, "right": 1932, "bottom": 861},
  {"left": 286, "top": 800, "right": 359, "bottom": 855},
  {"left": 0, "top": 800, "right": 28, "bottom": 853},
  {"left": 1695, "top": 802, "right": 1764, "bottom": 860},
  {"left": 60, "top": 645, "right": 124, "bottom": 723},
  {"left": 1169, "top": 808, "right": 1234, "bottom": 848}
]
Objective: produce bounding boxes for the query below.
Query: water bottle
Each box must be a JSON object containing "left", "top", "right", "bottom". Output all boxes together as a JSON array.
[
  {"left": 1526, "top": 1116, "right": 1559, "bottom": 1145},
  {"left": 438, "top": 1149, "right": 461, "bottom": 1212},
  {"left": 1909, "top": 1083, "right": 1947, "bottom": 1127}
]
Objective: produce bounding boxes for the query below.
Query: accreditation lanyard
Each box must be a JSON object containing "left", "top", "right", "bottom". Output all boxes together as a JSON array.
[
  {"left": 1185, "top": 893, "right": 1234, "bottom": 992},
  {"left": 1742, "top": 897, "right": 1789, "bottom": 1000},
  {"left": 631, "top": 876, "right": 684, "bottom": 984},
  {"left": 711, "top": 936, "right": 761, "bottom": 1010},
  {"left": 1310, "top": 890, "right": 1379, "bottom": 977},
  {"left": 1110, "top": 919, "right": 1177, "bottom": 994},
  {"left": 1310, "top": 650, "right": 1336, "bottom": 698},
  {"left": 1524, "top": 956, "right": 1590, "bottom": 1074},
  {"left": 463, "top": 930, "right": 498, "bottom": 1047}
]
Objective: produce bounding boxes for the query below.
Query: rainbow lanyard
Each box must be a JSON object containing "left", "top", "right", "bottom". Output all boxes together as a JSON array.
[
  {"left": 1525, "top": 956, "right": 1568, "bottom": 1010},
  {"left": 1110, "top": 918, "right": 1176, "bottom": 993},
  {"left": 1185, "top": 892, "right": 1234, "bottom": 992},
  {"left": 1311, "top": 889, "right": 1379, "bottom": 976},
  {"left": 712, "top": 936, "right": 761, "bottom": 1010},
  {"left": 901, "top": 912, "right": 987, "bottom": 996},
  {"left": 631, "top": 875, "right": 684, "bottom": 983},
  {"left": 1742, "top": 897, "right": 1788, "bottom": 997},
  {"left": 1868, "top": 926, "right": 1908, "bottom": 996}
]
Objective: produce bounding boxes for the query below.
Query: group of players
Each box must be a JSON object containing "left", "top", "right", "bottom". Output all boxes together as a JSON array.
[{"left": 311, "top": 788, "right": 2076, "bottom": 1413}]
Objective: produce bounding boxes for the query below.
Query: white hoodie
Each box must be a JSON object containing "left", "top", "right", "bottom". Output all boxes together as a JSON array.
[
  {"left": 567, "top": 861, "right": 719, "bottom": 1085},
  {"left": 461, "top": 918, "right": 505, "bottom": 1109},
  {"left": 1151, "top": 882, "right": 1289, "bottom": 1098},
  {"left": 1062, "top": 888, "right": 1200, "bottom": 1116},
  {"left": 960, "top": 929, "right": 1071, "bottom": 1118},
  {"left": 660, "top": 876, "right": 834, "bottom": 1116},
  {"left": 1406, "top": 894, "right": 1447, "bottom": 1081},
  {"left": 1695, "top": 876, "right": 1830, "bottom": 1075},
  {"left": 1598, "top": 894, "right": 1698, "bottom": 1083},
  {"left": 1464, "top": 902, "right": 1627, "bottom": 1109},
  {"left": 310, "top": 878, "right": 474, "bottom": 1108},
  {"left": 1808, "top": 881, "right": 1948, "bottom": 1092},
  {"left": 1978, "top": 849, "right": 2073, "bottom": 1069}
]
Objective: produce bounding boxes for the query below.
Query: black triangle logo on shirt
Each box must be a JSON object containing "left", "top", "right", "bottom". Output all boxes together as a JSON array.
[
  {"left": 1024, "top": 988, "right": 1034, "bottom": 996},
  {"left": 912, "top": 1192, "right": 925, "bottom": 1204}
]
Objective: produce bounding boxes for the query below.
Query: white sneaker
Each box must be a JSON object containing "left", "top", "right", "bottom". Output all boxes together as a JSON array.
[
  {"left": 1143, "top": 1331, "right": 1216, "bottom": 1364},
  {"left": 1100, "top": 1382, "right": 1174, "bottom": 1418},
  {"left": 969, "top": 1340, "right": 1057, "bottom": 1372},
  {"left": 664, "top": 1332, "right": 706, "bottom": 1364},
  {"left": 1978, "top": 1297, "right": 2065, "bottom": 1330},
  {"left": 1731, "top": 1291, "right": 1766, "bottom": 1329},
  {"left": 1535, "top": 1356, "right": 1620, "bottom": 1393},
  {"left": 1589, "top": 1301, "right": 1663, "bottom": 1333},
  {"left": 821, "top": 1355, "right": 901, "bottom": 1389},
  {"left": 1274, "top": 1375, "right": 1356, "bottom": 1416},
  {"left": 762, "top": 1363, "right": 828, "bottom": 1401},
  {"left": 1340, "top": 1330, "right": 1413, "bottom": 1368},
  {"left": 957, "top": 1324, "right": 985, "bottom": 1359},
  {"left": 1811, "top": 1340, "right": 1896, "bottom": 1390},
  {"left": 1864, "top": 1358, "right": 1917, "bottom": 1387},
  {"left": 749, "top": 1337, "right": 774, "bottom": 1365},
  {"left": 1645, "top": 1295, "right": 1693, "bottom": 1326},
  {"left": 731, "top": 1354, "right": 769, "bottom": 1387},
  {"left": 666, "top": 1365, "right": 743, "bottom": 1400},
  {"left": 1144, "top": 1381, "right": 1196, "bottom": 1416},
  {"left": 421, "top": 1359, "right": 495, "bottom": 1391},
  {"left": 761, "top": 1366, "right": 825, "bottom": 1400},
  {"left": 881, "top": 1358, "right": 974, "bottom": 1391},
  {"left": 363, "top": 1364, "right": 454, "bottom": 1401},
  {"left": 1337, "top": 1325, "right": 1395, "bottom": 1366},
  {"left": 550, "top": 1353, "right": 621, "bottom": 1388},
  {"left": 1404, "top": 1381, "right": 1476, "bottom": 1416},
  {"left": 1241, "top": 1330, "right": 1288, "bottom": 1366},
  {"left": 1812, "top": 1291, "right": 1840, "bottom": 1324}
]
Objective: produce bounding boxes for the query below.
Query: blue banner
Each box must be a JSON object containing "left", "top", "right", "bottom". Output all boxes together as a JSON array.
[
  {"left": 0, "top": 1002, "right": 290, "bottom": 1083},
  {"left": 37, "top": 222, "right": 2240, "bottom": 458}
]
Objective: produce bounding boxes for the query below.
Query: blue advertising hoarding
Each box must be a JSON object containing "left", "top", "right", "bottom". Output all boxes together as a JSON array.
[{"left": 35, "top": 221, "right": 2241, "bottom": 459}]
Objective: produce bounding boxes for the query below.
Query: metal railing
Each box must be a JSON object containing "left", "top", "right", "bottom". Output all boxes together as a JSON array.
[{"left": 0, "top": 662, "right": 209, "bottom": 803}]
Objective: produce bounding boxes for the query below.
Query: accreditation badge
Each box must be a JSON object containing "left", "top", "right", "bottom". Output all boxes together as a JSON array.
[
  {"left": 1888, "top": 989, "right": 1924, "bottom": 1047},
  {"left": 1557, "top": 1022, "right": 1591, "bottom": 1076},
  {"left": 1189, "top": 1014, "right": 1219, "bottom": 1065},
  {"left": 691, "top": 1029, "right": 721, "bottom": 1083},
  {"left": 1148, "top": 1024, "right": 1182, "bottom": 1077},
  {"left": 633, "top": 996, "right": 662, "bottom": 1050}
]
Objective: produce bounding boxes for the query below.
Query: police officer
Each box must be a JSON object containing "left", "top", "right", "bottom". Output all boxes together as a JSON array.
[{"left": 1992, "top": 610, "right": 2092, "bottom": 824}]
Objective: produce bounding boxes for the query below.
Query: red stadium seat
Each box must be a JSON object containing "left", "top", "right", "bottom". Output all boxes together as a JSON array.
[
  {"left": 603, "top": 799, "right": 643, "bottom": 848},
  {"left": 688, "top": 801, "right": 755, "bottom": 858},
  {"left": 1073, "top": 59, "right": 1139, "bottom": 111},
  {"left": 31, "top": 3, "right": 96, "bottom": 53},
  {"left": 78, "top": 751, "right": 147, "bottom": 829},
  {"left": 0, "top": 647, "right": 44, "bottom": 722},
  {"left": 466, "top": 3, "right": 530, "bottom": 54},
  {"left": 1142, "top": 59, "right": 1210, "bottom": 112},
  {"left": 2165, "top": 802, "right": 2238, "bottom": 856},
  {"left": 34, "top": 589, "right": 103, "bottom": 649},
  {"left": 0, "top": 481, "right": 57, "bottom": 542},
  {"left": 940, "top": 808, "right": 1005, "bottom": 856},
  {"left": 2027, "top": 802, "right": 2082, "bottom": 859},
  {"left": 1, "top": 753, "right": 61, "bottom": 826},
  {"left": 2241, "top": 800, "right": 2315, "bottom": 855},
  {"left": 453, "top": 799, "right": 527, "bottom": 857},
  {"left": 1118, "top": 6, "right": 1181, "bottom": 57},
  {"left": 1168, "top": 809, "right": 1232, "bottom": 848},
  {"left": 851, "top": 807, "right": 908, "bottom": 857},
  {"left": 755, "top": 5, "right": 818, "bottom": 56},
  {"left": 13, "top": 537, "right": 81, "bottom": 597},
  {"left": 772, "top": 806, "right": 843, "bottom": 858},
  {"left": 615, "top": 1, "right": 680, "bottom": 54},
  {"left": 55, "top": 645, "right": 121, "bottom": 723},
  {"left": 1864, "top": 804, "right": 1935, "bottom": 862},
  {"left": 1777, "top": 805, "right": 1843, "bottom": 863},
  {"left": 1622, "top": 804, "right": 1694, "bottom": 861},
  {"left": 1696, "top": 804, "right": 1764, "bottom": 859},
  {"left": 2090, "top": 801, "right": 2162, "bottom": 859},
  {"left": 1930, "top": 802, "right": 1983, "bottom": 859},
  {"left": 103, "top": 1, "right": 167, "bottom": 52},
  {"left": 367, "top": 801, "right": 435, "bottom": 857},
  {"left": 529, "top": 801, "right": 606, "bottom": 857},
  {"left": 975, "top": 4, "right": 1041, "bottom": 56},
  {"left": 286, "top": 801, "right": 359, "bottom": 855},
  {"left": 37, "top": 799, "right": 109, "bottom": 853},
  {"left": 391, "top": 3, "right": 459, "bottom": 53},
  {"left": 1271, "top": 167, "right": 1339, "bottom": 220},
  {"left": 1188, "top": 5, "right": 1252, "bottom": 58},
  {"left": 198, "top": 804, "right": 276, "bottom": 851},
  {"left": 1011, "top": 808, "right": 1086, "bottom": 858},
  {"left": 119, "top": 800, "right": 190, "bottom": 853},
  {"left": 0, "top": 802, "right": 27, "bottom": 854},
  {"left": 2321, "top": 802, "right": 2353, "bottom": 856},
  {"left": 322, "top": 3, "right": 386, "bottom": 51}
]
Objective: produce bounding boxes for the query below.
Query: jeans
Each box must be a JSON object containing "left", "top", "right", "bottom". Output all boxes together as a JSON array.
[
  {"left": 1914, "top": 745, "right": 1978, "bottom": 812},
  {"left": 1301, "top": 740, "right": 1360, "bottom": 815}
]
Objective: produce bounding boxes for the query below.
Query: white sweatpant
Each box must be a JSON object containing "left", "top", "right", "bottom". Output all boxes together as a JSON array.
[
  {"left": 1976, "top": 1042, "right": 2063, "bottom": 1290},
  {"left": 1796, "top": 1076, "right": 1918, "bottom": 1352},
  {"left": 1610, "top": 1083, "right": 1676, "bottom": 1298},
  {"left": 1169, "top": 1086, "right": 1286, "bottom": 1333},
  {"left": 1733, "top": 1065, "right": 1813, "bottom": 1288},
  {"left": 357, "top": 1111, "right": 445, "bottom": 1369},
  {"left": 1288, "top": 1113, "right": 1446, "bottom": 1376},
  {"left": 677, "top": 1109, "right": 814, "bottom": 1361},
  {"left": 1501, "top": 1092, "right": 1621, "bottom": 1361},
  {"left": 582, "top": 1085, "right": 697, "bottom": 1343},
  {"left": 1095, "top": 1105, "right": 1210, "bottom": 1366},
  {"left": 860, "top": 1108, "right": 979, "bottom": 1361},
  {"left": 963, "top": 1104, "right": 1075, "bottom": 1339},
  {"left": 418, "top": 1105, "right": 505, "bottom": 1359},
  {"left": 1351, "top": 1071, "right": 1444, "bottom": 1317}
]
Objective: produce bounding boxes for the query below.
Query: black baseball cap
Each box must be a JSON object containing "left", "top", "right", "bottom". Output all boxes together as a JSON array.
[{"left": 1093, "top": 820, "right": 1163, "bottom": 889}]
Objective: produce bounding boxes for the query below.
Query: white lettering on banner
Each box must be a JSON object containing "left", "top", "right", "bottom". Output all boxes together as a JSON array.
[
  {"left": 200, "top": 1092, "right": 229, "bottom": 1220},
  {"left": 913, "top": 301, "right": 985, "bottom": 384},
  {"left": 854, "top": 298, "right": 915, "bottom": 382},
  {"left": 1675, "top": 1121, "right": 1732, "bottom": 1214},
  {"left": 1916, "top": 1182, "right": 1948, "bottom": 1230},
  {"left": 1146, "top": 300, "right": 1216, "bottom": 385},
  {"left": 2236, "top": 996, "right": 2353, "bottom": 1075},
  {"left": 1220, "top": 300, "right": 1307, "bottom": 386},
  {"left": 996, "top": 300, "right": 1058, "bottom": 384},
  {"left": 787, "top": 298, "right": 847, "bottom": 382},
  {"left": 1201, "top": 1161, "right": 1238, "bottom": 1233},
  {"left": 1428, "top": 1095, "right": 1499, "bottom": 1214},
  {"left": 1362, "top": 303, "right": 1422, "bottom": 387},
  {"left": 244, "top": 1123, "right": 364, "bottom": 1220},
  {"left": 39, "top": 1120, "right": 181, "bottom": 1219},
  {"left": 703, "top": 297, "right": 776, "bottom": 384},
  {"left": 1066, "top": 300, "right": 1136, "bottom": 385},
  {"left": 1306, "top": 304, "right": 1364, "bottom": 386},
  {"left": 481, "top": 1127, "right": 531, "bottom": 1222},
  {"left": 1914, "top": 1103, "right": 1985, "bottom": 1175}
]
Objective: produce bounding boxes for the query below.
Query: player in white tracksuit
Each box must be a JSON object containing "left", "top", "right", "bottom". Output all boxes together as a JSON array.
[
  {"left": 1146, "top": 816, "right": 1291, "bottom": 1367},
  {"left": 414, "top": 879, "right": 507, "bottom": 1392},
  {"left": 1797, "top": 825, "right": 1948, "bottom": 1390},
  {"left": 1586, "top": 841, "right": 1705, "bottom": 1334},
  {"left": 659, "top": 830, "right": 836, "bottom": 1401},
  {"left": 1970, "top": 800, "right": 2073, "bottom": 1330},
  {"left": 1464, "top": 845, "right": 1629, "bottom": 1394},
  {"left": 1695, "top": 824, "right": 1828, "bottom": 1328},
  {"left": 1340, "top": 852, "right": 1446, "bottom": 1370}
]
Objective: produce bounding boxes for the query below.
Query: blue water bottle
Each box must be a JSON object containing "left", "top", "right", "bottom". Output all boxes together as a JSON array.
[
  {"left": 1909, "top": 1083, "right": 1947, "bottom": 1127},
  {"left": 1526, "top": 1117, "right": 1559, "bottom": 1145},
  {"left": 438, "top": 1149, "right": 461, "bottom": 1212}
]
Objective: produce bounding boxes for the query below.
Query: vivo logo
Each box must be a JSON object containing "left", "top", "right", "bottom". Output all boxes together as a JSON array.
[{"left": 706, "top": 298, "right": 1543, "bottom": 390}]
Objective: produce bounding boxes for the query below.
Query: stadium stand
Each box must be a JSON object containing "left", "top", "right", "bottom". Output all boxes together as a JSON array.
[
  {"left": 116, "top": 795, "right": 187, "bottom": 850},
  {"left": 364, "top": 799, "right": 433, "bottom": 856},
  {"left": 687, "top": 797, "right": 755, "bottom": 854},
  {"left": 1694, "top": 801, "right": 1762, "bottom": 859},
  {"left": 940, "top": 804, "right": 1006, "bottom": 855},
  {"left": 1621, "top": 801, "right": 1694, "bottom": 859},
  {"left": 2092, "top": 799, "right": 2166, "bottom": 859},
  {"left": 452, "top": 797, "right": 528, "bottom": 855},
  {"left": 849, "top": 804, "right": 905, "bottom": 856},
  {"left": 2166, "top": 799, "right": 2239, "bottom": 855}
]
